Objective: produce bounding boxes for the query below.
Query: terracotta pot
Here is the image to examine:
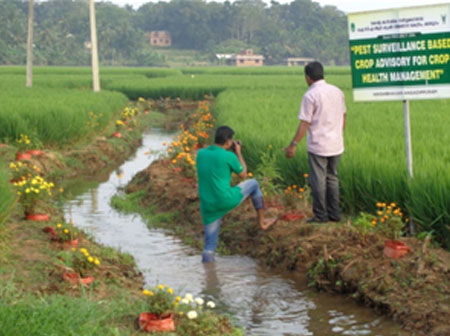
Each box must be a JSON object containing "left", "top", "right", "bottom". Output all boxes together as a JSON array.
[
  {"left": 26, "top": 149, "right": 44, "bottom": 156},
  {"left": 194, "top": 143, "right": 205, "bottom": 150},
  {"left": 384, "top": 240, "right": 410, "bottom": 258},
  {"left": 281, "top": 212, "right": 305, "bottom": 221},
  {"left": 43, "top": 226, "right": 56, "bottom": 234},
  {"left": 64, "top": 239, "right": 79, "bottom": 248},
  {"left": 16, "top": 152, "right": 32, "bottom": 161},
  {"left": 139, "top": 313, "right": 175, "bottom": 332},
  {"left": 180, "top": 177, "right": 195, "bottom": 184},
  {"left": 112, "top": 132, "right": 122, "bottom": 138},
  {"left": 26, "top": 213, "right": 50, "bottom": 221},
  {"left": 62, "top": 272, "right": 94, "bottom": 285}
]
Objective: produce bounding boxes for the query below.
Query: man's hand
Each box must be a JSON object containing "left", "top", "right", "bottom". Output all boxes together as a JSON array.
[
  {"left": 233, "top": 140, "right": 242, "bottom": 154},
  {"left": 284, "top": 144, "right": 296, "bottom": 158}
]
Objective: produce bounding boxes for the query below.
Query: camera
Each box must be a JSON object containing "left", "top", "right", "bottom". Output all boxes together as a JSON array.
[{"left": 230, "top": 140, "right": 241, "bottom": 152}]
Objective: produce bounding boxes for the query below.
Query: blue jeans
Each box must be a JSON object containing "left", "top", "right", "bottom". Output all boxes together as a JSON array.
[{"left": 202, "top": 179, "right": 264, "bottom": 263}]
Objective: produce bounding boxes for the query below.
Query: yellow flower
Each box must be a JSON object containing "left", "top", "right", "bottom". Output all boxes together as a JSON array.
[
  {"left": 390, "top": 202, "right": 396, "bottom": 207},
  {"left": 167, "top": 288, "right": 174, "bottom": 294},
  {"left": 64, "top": 229, "right": 69, "bottom": 234},
  {"left": 88, "top": 256, "right": 94, "bottom": 263},
  {"left": 143, "top": 289, "right": 154, "bottom": 296},
  {"left": 176, "top": 296, "right": 182, "bottom": 302},
  {"left": 94, "top": 258, "right": 100, "bottom": 265},
  {"left": 157, "top": 284, "right": 165, "bottom": 290},
  {"left": 25, "top": 188, "right": 31, "bottom": 194},
  {"left": 57, "top": 223, "right": 62, "bottom": 228}
]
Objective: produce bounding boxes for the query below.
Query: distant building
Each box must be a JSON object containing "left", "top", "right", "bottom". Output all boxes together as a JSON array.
[
  {"left": 149, "top": 31, "right": 171, "bottom": 47},
  {"left": 216, "top": 49, "right": 264, "bottom": 67},
  {"left": 286, "top": 57, "right": 315, "bottom": 66}
]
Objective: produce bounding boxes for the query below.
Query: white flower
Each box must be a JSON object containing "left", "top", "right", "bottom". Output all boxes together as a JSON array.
[
  {"left": 181, "top": 298, "right": 190, "bottom": 305},
  {"left": 187, "top": 310, "right": 198, "bottom": 319},
  {"left": 195, "top": 297, "right": 204, "bottom": 306},
  {"left": 206, "top": 301, "right": 216, "bottom": 308},
  {"left": 184, "top": 293, "right": 194, "bottom": 302}
]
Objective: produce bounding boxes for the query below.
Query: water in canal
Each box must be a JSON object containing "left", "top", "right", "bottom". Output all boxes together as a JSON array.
[{"left": 64, "top": 128, "right": 406, "bottom": 336}]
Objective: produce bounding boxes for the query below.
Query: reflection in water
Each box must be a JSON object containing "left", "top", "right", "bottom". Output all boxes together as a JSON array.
[{"left": 63, "top": 128, "right": 406, "bottom": 336}]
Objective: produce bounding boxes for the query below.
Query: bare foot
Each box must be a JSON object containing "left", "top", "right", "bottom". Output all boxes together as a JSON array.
[{"left": 260, "top": 217, "right": 278, "bottom": 230}]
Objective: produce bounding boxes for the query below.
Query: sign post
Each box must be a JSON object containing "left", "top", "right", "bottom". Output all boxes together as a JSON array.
[
  {"left": 348, "top": 3, "right": 450, "bottom": 234},
  {"left": 403, "top": 100, "right": 413, "bottom": 179}
]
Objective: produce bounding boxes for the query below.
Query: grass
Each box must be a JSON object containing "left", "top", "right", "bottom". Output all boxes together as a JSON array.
[
  {"left": 1, "top": 65, "right": 448, "bottom": 247},
  {"left": 0, "top": 161, "right": 14, "bottom": 227},
  {"left": 0, "top": 288, "right": 141, "bottom": 336}
]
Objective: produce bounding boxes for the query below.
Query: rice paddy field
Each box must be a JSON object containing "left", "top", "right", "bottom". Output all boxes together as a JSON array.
[{"left": 0, "top": 66, "right": 448, "bottom": 247}]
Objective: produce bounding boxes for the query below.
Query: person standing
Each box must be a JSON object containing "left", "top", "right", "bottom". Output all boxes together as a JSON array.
[
  {"left": 284, "top": 62, "right": 346, "bottom": 223},
  {"left": 196, "top": 126, "right": 277, "bottom": 263}
]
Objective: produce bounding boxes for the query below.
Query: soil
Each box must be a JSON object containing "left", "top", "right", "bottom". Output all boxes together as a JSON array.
[{"left": 125, "top": 159, "right": 450, "bottom": 336}]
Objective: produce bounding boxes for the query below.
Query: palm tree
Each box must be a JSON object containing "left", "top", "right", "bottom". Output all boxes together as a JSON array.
[
  {"left": 26, "top": 0, "right": 34, "bottom": 88},
  {"left": 89, "top": 0, "right": 100, "bottom": 92}
]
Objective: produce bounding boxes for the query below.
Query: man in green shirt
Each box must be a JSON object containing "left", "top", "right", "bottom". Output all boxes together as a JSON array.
[{"left": 196, "top": 126, "right": 277, "bottom": 263}]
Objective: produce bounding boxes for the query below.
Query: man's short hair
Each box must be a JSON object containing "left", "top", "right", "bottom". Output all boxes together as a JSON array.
[
  {"left": 305, "top": 61, "right": 324, "bottom": 81},
  {"left": 215, "top": 126, "right": 234, "bottom": 145}
]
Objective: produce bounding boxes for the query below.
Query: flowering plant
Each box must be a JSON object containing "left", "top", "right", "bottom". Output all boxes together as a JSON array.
[
  {"left": 8, "top": 161, "right": 41, "bottom": 182},
  {"left": 15, "top": 134, "right": 31, "bottom": 152},
  {"left": 55, "top": 221, "right": 79, "bottom": 242},
  {"left": 71, "top": 248, "right": 100, "bottom": 277},
  {"left": 372, "top": 202, "right": 405, "bottom": 239},
  {"left": 142, "top": 284, "right": 178, "bottom": 316},
  {"left": 13, "top": 175, "right": 54, "bottom": 213},
  {"left": 353, "top": 202, "right": 404, "bottom": 238}
]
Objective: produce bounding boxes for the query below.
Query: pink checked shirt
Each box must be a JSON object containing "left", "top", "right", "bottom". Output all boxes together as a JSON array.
[{"left": 298, "top": 79, "right": 346, "bottom": 156}]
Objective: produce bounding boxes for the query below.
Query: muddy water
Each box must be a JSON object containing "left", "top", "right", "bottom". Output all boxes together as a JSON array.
[{"left": 64, "top": 129, "right": 406, "bottom": 336}]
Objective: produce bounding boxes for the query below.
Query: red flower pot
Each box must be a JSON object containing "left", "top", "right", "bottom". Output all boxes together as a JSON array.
[
  {"left": 43, "top": 226, "right": 56, "bottom": 234},
  {"left": 62, "top": 272, "right": 94, "bottom": 285},
  {"left": 112, "top": 132, "right": 122, "bottom": 138},
  {"left": 384, "top": 240, "right": 410, "bottom": 258},
  {"left": 26, "top": 214, "right": 50, "bottom": 221},
  {"left": 64, "top": 239, "right": 79, "bottom": 248},
  {"left": 180, "top": 177, "right": 194, "bottom": 184},
  {"left": 16, "top": 152, "right": 32, "bottom": 161},
  {"left": 26, "top": 149, "right": 44, "bottom": 156},
  {"left": 139, "top": 313, "right": 175, "bottom": 332},
  {"left": 281, "top": 212, "right": 305, "bottom": 221}
]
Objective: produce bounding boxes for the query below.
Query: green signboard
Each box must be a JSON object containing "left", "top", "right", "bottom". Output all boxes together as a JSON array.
[{"left": 348, "top": 4, "right": 450, "bottom": 101}]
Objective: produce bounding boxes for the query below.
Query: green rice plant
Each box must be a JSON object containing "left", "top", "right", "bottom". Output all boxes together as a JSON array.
[{"left": 0, "top": 162, "right": 15, "bottom": 227}]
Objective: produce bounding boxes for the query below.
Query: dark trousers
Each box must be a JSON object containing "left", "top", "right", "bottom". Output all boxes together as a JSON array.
[{"left": 308, "top": 152, "right": 341, "bottom": 221}]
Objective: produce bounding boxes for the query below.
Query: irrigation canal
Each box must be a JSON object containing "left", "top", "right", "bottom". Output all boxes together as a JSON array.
[{"left": 64, "top": 128, "right": 406, "bottom": 336}]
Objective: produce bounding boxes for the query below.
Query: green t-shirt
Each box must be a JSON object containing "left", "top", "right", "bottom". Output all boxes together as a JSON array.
[{"left": 196, "top": 145, "right": 244, "bottom": 225}]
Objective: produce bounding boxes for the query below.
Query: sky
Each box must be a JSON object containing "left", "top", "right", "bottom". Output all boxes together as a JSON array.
[{"left": 103, "top": 0, "right": 446, "bottom": 13}]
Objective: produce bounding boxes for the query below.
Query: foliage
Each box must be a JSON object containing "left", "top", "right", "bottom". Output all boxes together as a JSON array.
[
  {"left": 283, "top": 179, "right": 309, "bottom": 208},
  {"left": 372, "top": 202, "right": 405, "bottom": 239},
  {"left": 141, "top": 284, "right": 177, "bottom": 316},
  {"left": 55, "top": 221, "right": 79, "bottom": 243},
  {"left": 1, "top": 0, "right": 348, "bottom": 66},
  {"left": 0, "top": 161, "right": 14, "bottom": 227},
  {"left": 167, "top": 101, "right": 214, "bottom": 178},
  {"left": 353, "top": 202, "right": 405, "bottom": 239},
  {"left": 61, "top": 248, "right": 100, "bottom": 277},
  {"left": 254, "top": 145, "right": 283, "bottom": 198},
  {"left": 12, "top": 175, "right": 54, "bottom": 213},
  {"left": 8, "top": 161, "right": 41, "bottom": 182}
]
